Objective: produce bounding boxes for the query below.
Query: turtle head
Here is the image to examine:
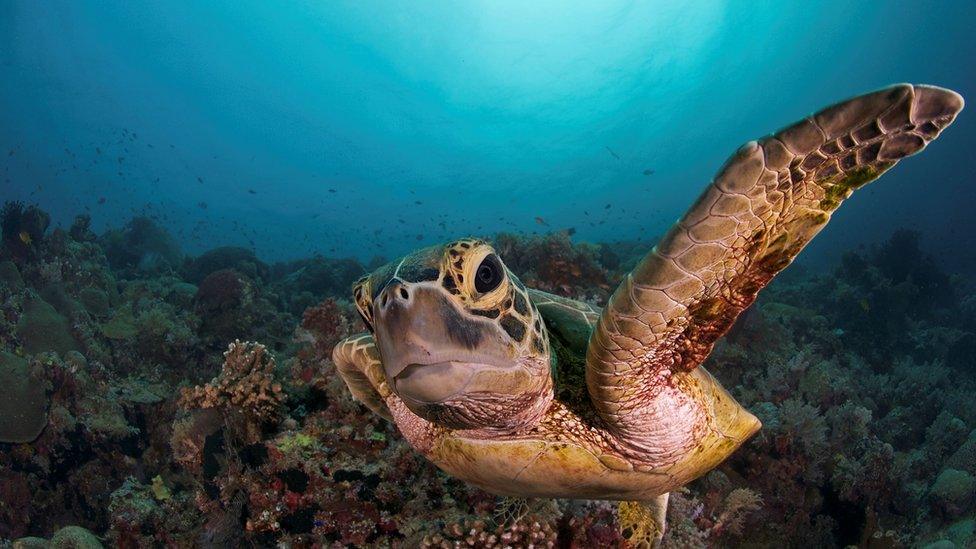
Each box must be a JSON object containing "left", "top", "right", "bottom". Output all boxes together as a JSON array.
[{"left": 353, "top": 239, "right": 552, "bottom": 430}]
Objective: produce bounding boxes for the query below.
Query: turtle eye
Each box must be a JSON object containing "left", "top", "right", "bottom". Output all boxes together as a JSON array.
[{"left": 474, "top": 254, "right": 504, "bottom": 294}]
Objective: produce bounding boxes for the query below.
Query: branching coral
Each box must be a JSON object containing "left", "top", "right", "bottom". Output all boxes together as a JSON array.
[
  {"left": 181, "top": 340, "right": 285, "bottom": 424},
  {"left": 421, "top": 515, "right": 558, "bottom": 549},
  {"left": 710, "top": 488, "right": 764, "bottom": 537}
]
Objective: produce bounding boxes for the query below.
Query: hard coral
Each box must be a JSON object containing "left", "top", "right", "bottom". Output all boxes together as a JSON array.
[
  {"left": 493, "top": 232, "right": 610, "bottom": 299},
  {"left": 181, "top": 340, "right": 285, "bottom": 425},
  {"left": 195, "top": 269, "right": 250, "bottom": 313},
  {"left": 1, "top": 201, "right": 50, "bottom": 263},
  {"left": 186, "top": 246, "right": 270, "bottom": 284},
  {"left": 421, "top": 516, "right": 558, "bottom": 549},
  {"left": 273, "top": 255, "right": 365, "bottom": 300},
  {"left": 194, "top": 269, "right": 255, "bottom": 341},
  {"left": 300, "top": 298, "right": 353, "bottom": 359},
  {"left": 0, "top": 350, "right": 48, "bottom": 443},
  {"left": 710, "top": 488, "right": 764, "bottom": 537}
]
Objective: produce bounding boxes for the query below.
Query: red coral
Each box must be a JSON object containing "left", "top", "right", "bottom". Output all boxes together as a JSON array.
[{"left": 300, "top": 298, "right": 349, "bottom": 357}]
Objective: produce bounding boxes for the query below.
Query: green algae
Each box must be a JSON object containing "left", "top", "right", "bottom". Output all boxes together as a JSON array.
[
  {"left": 818, "top": 165, "right": 883, "bottom": 211},
  {"left": 39, "top": 284, "right": 86, "bottom": 318},
  {"left": 50, "top": 526, "right": 103, "bottom": 549},
  {"left": 151, "top": 475, "right": 172, "bottom": 501},
  {"left": 0, "top": 351, "right": 48, "bottom": 443},
  {"left": 276, "top": 431, "right": 321, "bottom": 458},
  {"left": 11, "top": 537, "right": 49, "bottom": 549},
  {"left": 101, "top": 310, "right": 137, "bottom": 340},
  {"left": 78, "top": 287, "right": 111, "bottom": 317}
]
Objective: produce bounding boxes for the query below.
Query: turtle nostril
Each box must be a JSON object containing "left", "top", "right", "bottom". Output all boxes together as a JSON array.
[{"left": 399, "top": 287, "right": 409, "bottom": 300}]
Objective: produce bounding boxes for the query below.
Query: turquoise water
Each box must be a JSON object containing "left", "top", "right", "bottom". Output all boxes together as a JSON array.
[
  {"left": 2, "top": 3, "right": 976, "bottom": 547},
  {"left": 2, "top": 1, "right": 974, "bottom": 265}
]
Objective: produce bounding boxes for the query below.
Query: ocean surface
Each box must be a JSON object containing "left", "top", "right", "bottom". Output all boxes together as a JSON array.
[{"left": 1, "top": 2, "right": 975, "bottom": 547}]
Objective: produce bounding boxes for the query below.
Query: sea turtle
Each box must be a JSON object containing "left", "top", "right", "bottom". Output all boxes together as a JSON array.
[{"left": 332, "top": 84, "right": 963, "bottom": 546}]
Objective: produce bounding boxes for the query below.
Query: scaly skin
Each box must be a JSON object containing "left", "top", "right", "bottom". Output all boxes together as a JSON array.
[
  {"left": 332, "top": 84, "right": 963, "bottom": 547},
  {"left": 587, "top": 84, "right": 964, "bottom": 462},
  {"left": 334, "top": 332, "right": 759, "bottom": 500}
]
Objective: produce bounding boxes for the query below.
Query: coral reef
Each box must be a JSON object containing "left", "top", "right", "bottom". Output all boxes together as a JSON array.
[
  {"left": 1, "top": 202, "right": 50, "bottom": 263},
  {"left": 0, "top": 351, "right": 47, "bottom": 443},
  {"left": 180, "top": 340, "right": 286, "bottom": 430},
  {"left": 185, "top": 245, "right": 270, "bottom": 284},
  {"left": 100, "top": 216, "right": 182, "bottom": 274},
  {"left": 493, "top": 231, "right": 612, "bottom": 300},
  {"left": 2, "top": 201, "right": 975, "bottom": 548}
]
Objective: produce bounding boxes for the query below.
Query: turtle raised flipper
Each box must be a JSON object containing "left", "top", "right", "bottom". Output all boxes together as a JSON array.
[
  {"left": 333, "top": 86, "right": 962, "bottom": 545},
  {"left": 332, "top": 333, "right": 393, "bottom": 421},
  {"left": 587, "top": 84, "right": 964, "bottom": 443}
]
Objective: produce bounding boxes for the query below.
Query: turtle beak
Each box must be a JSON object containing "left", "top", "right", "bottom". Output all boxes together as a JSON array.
[
  {"left": 393, "top": 361, "right": 477, "bottom": 403},
  {"left": 370, "top": 278, "right": 554, "bottom": 430},
  {"left": 371, "top": 281, "right": 513, "bottom": 402}
]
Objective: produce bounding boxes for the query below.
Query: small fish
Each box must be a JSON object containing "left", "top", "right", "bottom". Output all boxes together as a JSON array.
[
  {"left": 197, "top": 176, "right": 204, "bottom": 184},
  {"left": 534, "top": 216, "right": 548, "bottom": 226},
  {"left": 643, "top": 169, "right": 655, "bottom": 176},
  {"left": 416, "top": 234, "right": 423, "bottom": 240},
  {"left": 859, "top": 298, "right": 870, "bottom": 312},
  {"left": 566, "top": 227, "right": 576, "bottom": 236},
  {"left": 605, "top": 146, "right": 620, "bottom": 160},
  {"left": 98, "top": 197, "right": 106, "bottom": 204},
  {"left": 328, "top": 188, "right": 337, "bottom": 193},
  {"left": 198, "top": 202, "right": 208, "bottom": 209},
  {"left": 248, "top": 189, "right": 256, "bottom": 194},
  {"left": 18, "top": 231, "right": 32, "bottom": 245}
]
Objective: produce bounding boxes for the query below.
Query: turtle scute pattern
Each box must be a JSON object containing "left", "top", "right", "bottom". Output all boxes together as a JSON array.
[
  {"left": 618, "top": 500, "right": 665, "bottom": 549},
  {"left": 588, "top": 85, "right": 964, "bottom": 415}
]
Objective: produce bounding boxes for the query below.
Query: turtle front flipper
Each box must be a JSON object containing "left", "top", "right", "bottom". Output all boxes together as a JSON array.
[
  {"left": 619, "top": 493, "right": 669, "bottom": 549},
  {"left": 587, "top": 84, "right": 963, "bottom": 449},
  {"left": 332, "top": 333, "right": 392, "bottom": 421}
]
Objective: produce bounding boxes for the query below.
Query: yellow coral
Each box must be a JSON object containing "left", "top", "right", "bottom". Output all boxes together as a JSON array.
[{"left": 151, "top": 475, "right": 171, "bottom": 501}]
